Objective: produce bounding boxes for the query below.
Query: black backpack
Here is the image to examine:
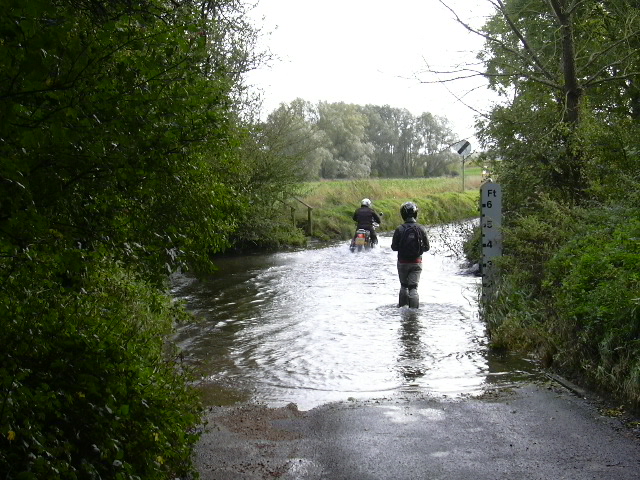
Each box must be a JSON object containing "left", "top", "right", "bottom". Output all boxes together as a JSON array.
[{"left": 398, "top": 224, "right": 426, "bottom": 258}]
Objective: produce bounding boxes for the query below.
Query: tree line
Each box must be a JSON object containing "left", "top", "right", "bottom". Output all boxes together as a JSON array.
[{"left": 259, "top": 99, "right": 462, "bottom": 180}]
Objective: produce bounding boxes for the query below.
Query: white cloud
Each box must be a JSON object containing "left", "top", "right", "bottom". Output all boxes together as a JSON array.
[{"left": 246, "top": 0, "right": 501, "bottom": 143}]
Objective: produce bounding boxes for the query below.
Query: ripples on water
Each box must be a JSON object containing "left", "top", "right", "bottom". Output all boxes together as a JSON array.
[{"left": 171, "top": 224, "right": 538, "bottom": 410}]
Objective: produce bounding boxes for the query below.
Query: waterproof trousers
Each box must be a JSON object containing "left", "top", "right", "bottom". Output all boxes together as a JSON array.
[{"left": 397, "top": 262, "right": 422, "bottom": 308}]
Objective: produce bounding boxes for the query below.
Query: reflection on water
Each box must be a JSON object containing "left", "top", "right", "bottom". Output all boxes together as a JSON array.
[
  {"left": 171, "top": 224, "right": 540, "bottom": 410},
  {"left": 398, "top": 310, "right": 430, "bottom": 384}
]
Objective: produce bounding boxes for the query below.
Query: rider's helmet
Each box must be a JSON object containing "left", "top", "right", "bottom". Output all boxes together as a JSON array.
[
  {"left": 400, "top": 201, "right": 418, "bottom": 221},
  {"left": 361, "top": 198, "right": 372, "bottom": 207}
]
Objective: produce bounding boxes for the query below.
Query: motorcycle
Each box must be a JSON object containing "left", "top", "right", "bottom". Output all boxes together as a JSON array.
[{"left": 349, "top": 222, "right": 379, "bottom": 252}]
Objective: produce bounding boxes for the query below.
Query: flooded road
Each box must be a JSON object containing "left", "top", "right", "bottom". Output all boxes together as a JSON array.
[{"left": 171, "top": 224, "right": 538, "bottom": 411}]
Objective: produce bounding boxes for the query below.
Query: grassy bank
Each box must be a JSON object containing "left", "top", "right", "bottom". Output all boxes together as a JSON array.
[{"left": 291, "top": 171, "right": 483, "bottom": 241}]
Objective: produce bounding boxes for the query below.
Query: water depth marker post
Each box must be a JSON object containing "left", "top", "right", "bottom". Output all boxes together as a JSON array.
[{"left": 480, "top": 180, "right": 502, "bottom": 307}]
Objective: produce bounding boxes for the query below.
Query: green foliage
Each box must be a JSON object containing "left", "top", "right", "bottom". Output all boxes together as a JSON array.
[
  {"left": 579, "top": 115, "right": 640, "bottom": 202},
  {"left": 476, "top": 0, "right": 640, "bottom": 406},
  {"left": 481, "top": 198, "right": 582, "bottom": 356},
  {"left": 260, "top": 100, "right": 327, "bottom": 181},
  {"left": 478, "top": 0, "right": 640, "bottom": 206},
  {"left": 483, "top": 266, "right": 553, "bottom": 356},
  {"left": 544, "top": 209, "right": 640, "bottom": 404},
  {"left": 316, "top": 102, "right": 374, "bottom": 178},
  {"left": 462, "top": 224, "right": 482, "bottom": 266},
  {"left": 224, "top": 117, "right": 315, "bottom": 249},
  {"left": 0, "top": 253, "right": 201, "bottom": 479},
  {"left": 230, "top": 201, "right": 308, "bottom": 249},
  {"left": 0, "top": 0, "right": 252, "bottom": 282},
  {"left": 0, "top": 0, "right": 272, "bottom": 478},
  {"left": 260, "top": 100, "right": 460, "bottom": 180},
  {"left": 484, "top": 199, "right": 640, "bottom": 407}
]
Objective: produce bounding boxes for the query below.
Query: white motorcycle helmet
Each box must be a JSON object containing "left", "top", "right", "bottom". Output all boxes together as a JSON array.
[{"left": 361, "top": 198, "right": 372, "bottom": 207}]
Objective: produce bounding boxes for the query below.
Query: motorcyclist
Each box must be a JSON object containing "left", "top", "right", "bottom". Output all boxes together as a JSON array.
[{"left": 352, "top": 198, "right": 381, "bottom": 246}]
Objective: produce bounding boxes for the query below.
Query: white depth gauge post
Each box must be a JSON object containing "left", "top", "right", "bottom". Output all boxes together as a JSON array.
[{"left": 480, "top": 181, "right": 502, "bottom": 305}]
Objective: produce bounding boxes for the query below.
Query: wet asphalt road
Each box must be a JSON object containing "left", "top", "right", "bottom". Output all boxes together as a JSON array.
[{"left": 194, "top": 382, "right": 640, "bottom": 480}]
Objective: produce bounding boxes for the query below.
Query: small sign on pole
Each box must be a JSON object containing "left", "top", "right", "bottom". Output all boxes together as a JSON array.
[
  {"left": 452, "top": 140, "right": 472, "bottom": 191},
  {"left": 480, "top": 181, "right": 502, "bottom": 305}
]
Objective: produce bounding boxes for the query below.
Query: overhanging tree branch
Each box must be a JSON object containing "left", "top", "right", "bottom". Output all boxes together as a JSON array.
[
  {"left": 436, "top": 0, "right": 561, "bottom": 89},
  {"left": 493, "top": 0, "right": 557, "bottom": 83}
]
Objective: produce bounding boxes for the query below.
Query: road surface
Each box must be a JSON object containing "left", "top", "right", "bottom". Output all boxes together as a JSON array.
[{"left": 194, "top": 380, "right": 640, "bottom": 479}]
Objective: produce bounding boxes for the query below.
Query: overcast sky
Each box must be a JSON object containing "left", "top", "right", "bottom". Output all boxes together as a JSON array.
[{"left": 245, "top": 0, "right": 500, "bottom": 144}]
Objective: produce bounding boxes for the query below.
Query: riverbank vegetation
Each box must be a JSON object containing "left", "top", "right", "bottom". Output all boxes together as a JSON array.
[
  {"left": 473, "top": 1, "right": 640, "bottom": 410},
  {"left": 0, "top": 1, "right": 266, "bottom": 477}
]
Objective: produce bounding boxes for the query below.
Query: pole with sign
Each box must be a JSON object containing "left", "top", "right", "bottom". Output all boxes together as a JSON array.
[
  {"left": 480, "top": 181, "right": 502, "bottom": 305},
  {"left": 453, "top": 140, "right": 472, "bottom": 191}
]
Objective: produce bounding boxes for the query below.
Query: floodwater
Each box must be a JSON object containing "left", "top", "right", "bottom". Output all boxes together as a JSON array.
[{"left": 171, "top": 223, "right": 539, "bottom": 411}]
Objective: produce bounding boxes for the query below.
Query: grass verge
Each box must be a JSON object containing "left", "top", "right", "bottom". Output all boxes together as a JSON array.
[{"left": 290, "top": 175, "right": 483, "bottom": 241}]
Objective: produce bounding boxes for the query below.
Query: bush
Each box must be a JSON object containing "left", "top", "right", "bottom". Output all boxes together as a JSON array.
[
  {"left": 0, "top": 252, "right": 202, "bottom": 479},
  {"left": 485, "top": 199, "right": 640, "bottom": 407},
  {"left": 544, "top": 210, "right": 640, "bottom": 405},
  {"left": 481, "top": 198, "right": 581, "bottom": 352},
  {"left": 462, "top": 224, "right": 482, "bottom": 266}
]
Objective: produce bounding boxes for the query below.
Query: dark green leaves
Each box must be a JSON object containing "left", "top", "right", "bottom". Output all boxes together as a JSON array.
[{"left": 0, "top": 1, "right": 262, "bottom": 477}]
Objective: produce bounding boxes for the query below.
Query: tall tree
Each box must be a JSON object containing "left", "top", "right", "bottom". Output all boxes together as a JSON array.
[
  {"left": 463, "top": 0, "right": 640, "bottom": 206},
  {"left": 0, "top": 0, "right": 263, "bottom": 279},
  {"left": 362, "top": 104, "right": 401, "bottom": 176},
  {"left": 317, "top": 102, "right": 374, "bottom": 178},
  {"left": 259, "top": 99, "right": 327, "bottom": 180},
  {"left": 414, "top": 113, "right": 458, "bottom": 177},
  {"left": 396, "top": 108, "right": 417, "bottom": 176}
]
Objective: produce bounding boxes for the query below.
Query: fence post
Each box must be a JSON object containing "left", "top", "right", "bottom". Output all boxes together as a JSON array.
[{"left": 293, "top": 197, "right": 314, "bottom": 236}]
